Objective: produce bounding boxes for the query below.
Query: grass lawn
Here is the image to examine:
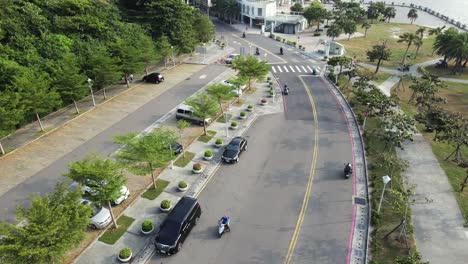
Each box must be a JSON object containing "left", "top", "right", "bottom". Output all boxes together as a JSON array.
[
  {"left": 98, "top": 215, "right": 135, "bottom": 245},
  {"left": 141, "top": 179, "right": 170, "bottom": 200},
  {"left": 174, "top": 151, "right": 195, "bottom": 167},
  {"left": 341, "top": 23, "right": 436, "bottom": 69},
  {"left": 217, "top": 114, "right": 232, "bottom": 123},
  {"left": 198, "top": 130, "right": 216, "bottom": 143},
  {"left": 394, "top": 80, "right": 468, "bottom": 222},
  {"left": 425, "top": 63, "right": 468, "bottom": 80}
]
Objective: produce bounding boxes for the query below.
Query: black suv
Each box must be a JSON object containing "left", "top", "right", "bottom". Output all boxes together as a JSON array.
[
  {"left": 143, "top": 72, "right": 164, "bottom": 83},
  {"left": 155, "top": 197, "right": 201, "bottom": 255},
  {"left": 221, "top": 136, "right": 248, "bottom": 163}
]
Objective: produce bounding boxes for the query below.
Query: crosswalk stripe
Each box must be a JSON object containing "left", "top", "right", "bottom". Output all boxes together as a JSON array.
[
  {"left": 272, "top": 67, "right": 276, "bottom": 73},
  {"left": 289, "top": 66, "right": 295, "bottom": 72},
  {"left": 307, "top": 66, "right": 313, "bottom": 72},
  {"left": 301, "top": 66, "right": 307, "bottom": 72},
  {"left": 283, "top": 66, "right": 289, "bottom": 72},
  {"left": 277, "top": 66, "right": 283, "bottom": 73},
  {"left": 295, "top": 66, "right": 301, "bottom": 72}
]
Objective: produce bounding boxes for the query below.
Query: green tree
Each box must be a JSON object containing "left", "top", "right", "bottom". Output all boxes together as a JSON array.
[
  {"left": 429, "top": 26, "right": 446, "bottom": 56},
  {"left": 65, "top": 153, "right": 127, "bottom": 229},
  {"left": 398, "top": 32, "right": 418, "bottom": 65},
  {"left": 186, "top": 92, "right": 220, "bottom": 135},
  {"left": 0, "top": 59, "right": 26, "bottom": 135},
  {"left": 396, "top": 251, "right": 429, "bottom": 264},
  {"left": 366, "top": 40, "right": 391, "bottom": 73},
  {"left": 413, "top": 36, "right": 423, "bottom": 59},
  {"left": 433, "top": 28, "right": 458, "bottom": 62},
  {"left": 226, "top": 76, "right": 248, "bottom": 103},
  {"left": 0, "top": 183, "right": 91, "bottom": 264},
  {"left": 221, "top": 0, "right": 239, "bottom": 24},
  {"left": 15, "top": 68, "right": 61, "bottom": 131},
  {"left": 408, "top": 68, "right": 444, "bottom": 103},
  {"left": 290, "top": 3, "right": 303, "bottom": 12},
  {"left": 435, "top": 112, "right": 468, "bottom": 163},
  {"left": 145, "top": 0, "right": 197, "bottom": 53},
  {"left": 366, "top": 3, "right": 381, "bottom": 23},
  {"left": 303, "top": 0, "right": 328, "bottom": 30},
  {"left": 232, "top": 55, "right": 271, "bottom": 90},
  {"left": 362, "top": 21, "right": 371, "bottom": 38},
  {"left": 383, "top": 6, "right": 396, "bottom": 22},
  {"left": 407, "top": 8, "right": 418, "bottom": 24},
  {"left": 86, "top": 44, "right": 122, "bottom": 90},
  {"left": 176, "top": 120, "right": 191, "bottom": 158},
  {"left": 326, "top": 23, "right": 342, "bottom": 40},
  {"left": 193, "top": 13, "right": 215, "bottom": 43},
  {"left": 379, "top": 111, "right": 417, "bottom": 150},
  {"left": 342, "top": 20, "right": 357, "bottom": 40},
  {"left": 114, "top": 129, "right": 178, "bottom": 189},
  {"left": 206, "top": 83, "right": 236, "bottom": 113}
]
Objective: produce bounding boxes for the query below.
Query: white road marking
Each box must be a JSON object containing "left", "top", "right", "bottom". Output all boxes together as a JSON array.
[
  {"left": 289, "top": 66, "right": 295, "bottom": 72},
  {"left": 283, "top": 66, "right": 289, "bottom": 72},
  {"left": 200, "top": 75, "right": 207, "bottom": 79},
  {"left": 272, "top": 67, "right": 277, "bottom": 73},
  {"left": 278, "top": 66, "right": 283, "bottom": 73},
  {"left": 307, "top": 66, "right": 313, "bottom": 72},
  {"left": 295, "top": 66, "right": 301, "bottom": 72},
  {"left": 301, "top": 66, "right": 307, "bottom": 72}
]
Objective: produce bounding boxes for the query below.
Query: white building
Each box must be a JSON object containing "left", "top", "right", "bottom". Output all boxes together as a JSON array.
[{"left": 238, "top": 0, "right": 307, "bottom": 34}]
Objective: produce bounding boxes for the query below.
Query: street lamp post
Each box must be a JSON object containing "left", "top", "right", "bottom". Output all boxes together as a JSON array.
[
  {"left": 362, "top": 102, "right": 370, "bottom": 130},
  {"left": 378, "top": 175, "right": 392, "bottom": 214},
  {"left": 87, "top": 78, "right": 96, "bottom": 107},
  {"left": 224, "top": 107, "right": 231, "bottom": 137}
]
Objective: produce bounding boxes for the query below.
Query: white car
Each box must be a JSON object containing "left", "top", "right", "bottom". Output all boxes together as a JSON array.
[
  {"left": 221, "top": 80, "right": 247, "bottom": 92},
  {"left": 80, "top": 199, "right": 112, "bottom": 229},
  {"left": 83, "top": 184, "right": 130, "bottom": 206},
  {"left": 225, "top": 53, "right": 240, "bottom": 64}
]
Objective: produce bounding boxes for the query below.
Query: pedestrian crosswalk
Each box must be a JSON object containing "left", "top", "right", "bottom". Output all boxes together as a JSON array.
[{"left": 271, "top": 64, "right": 321, "bottom": 74}]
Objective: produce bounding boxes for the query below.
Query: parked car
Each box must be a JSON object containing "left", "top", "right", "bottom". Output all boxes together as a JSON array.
[
  {"left": 222, "top": 136, "right": 248, "bottom": 163},
  {"left": 80, "top": 199, "right": 112, "bottom": 229},
  {"left": 221, "top": 80, "right": 247, "bottom": 91},
  {"left": 70, "top": 182, "right": 130, "bottom": 206},
  {"left": 176, "top": 104, "right": 211, "bottom": 126},
  {"left": 170, "top": 142, "right": 183, "bottom": 155},
  {"left": 155, "top": 196, "right": 202, "bottom": 255},
  {"left": 225, "top": 53, "right": 240, "bottom": 64},
  {"left": 143, "top": 72, "right": 164, "bottom": 83}
]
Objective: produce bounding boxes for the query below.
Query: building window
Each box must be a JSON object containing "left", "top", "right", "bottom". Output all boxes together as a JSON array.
[
  {"left": 242, "top": 4, "right": 244, "bottom": 13},
  {"left": 258, "top": 8, "right": 262, "bottom": 17},
  {"left": 246, "top": 5, "right": 249, "bottom": 15},
  {"left": 251, "top": 6, "right": 254, "bottom": 16}
]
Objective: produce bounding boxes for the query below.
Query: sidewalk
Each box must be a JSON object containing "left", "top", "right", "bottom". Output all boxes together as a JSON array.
[
  {"left": 75, "top": 74, "right": 284, "bottom": 264},
  {"left": 397, "top": 135, "right": 468, "bottom": 264}
]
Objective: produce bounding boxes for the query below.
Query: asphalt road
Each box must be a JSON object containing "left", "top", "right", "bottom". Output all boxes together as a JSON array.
[
  {"left": 0, "top": 64, "right": 227, "bottom": 223},
  {"left": 150, "top": 24, "right": 354, "bottom": 264}
]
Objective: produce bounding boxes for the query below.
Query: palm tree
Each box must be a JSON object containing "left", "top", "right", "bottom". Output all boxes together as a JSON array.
[
  {"left": 383, "top": 6, "right": 396, "bottom": 23},
  {"left": 407, "top": 8, "right": 418, "bottom": 24},
  {"left": 398, "top": 32, "right": 418, "bottom": 64},
  {"left": 223, "top": 0, "right": 239, "bottom": 24},
  {"left": 416, "top": 27, "right": 425, "bottom": 38},
  {"left": 429, "top": 26, "right": 446, "bottom": 56},
  {"left": 433, "top": 28, "right": 459, "bottom": 62},
  {"left": 446, "top": 32, "right": 468, "bottom": 73},
  {"left": 326, "top": 23, "right": 342, "bottom": 41},
  {"left": 413, "top": 36, "right": 423, "bottom": 58},
  {"left": 362, "top": 22, "right": 371, "bottom": 38}
]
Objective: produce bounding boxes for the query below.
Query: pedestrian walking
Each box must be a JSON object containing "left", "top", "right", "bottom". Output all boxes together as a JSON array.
[{"left": 129, "top": 74, "right": 134, "bottom": 83}]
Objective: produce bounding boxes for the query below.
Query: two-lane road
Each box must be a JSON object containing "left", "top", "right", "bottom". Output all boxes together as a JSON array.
[{"left": 151, "top": 24, "right": 354, "bottom": 264}]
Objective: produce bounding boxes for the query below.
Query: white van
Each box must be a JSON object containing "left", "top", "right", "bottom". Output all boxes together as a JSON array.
[{"left": 176, "top": 104, "right": 211, "bottom": 126}]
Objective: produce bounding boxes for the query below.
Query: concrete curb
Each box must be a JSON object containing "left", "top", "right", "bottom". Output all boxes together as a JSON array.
[{"left": 322, "top": 77, "right": 371, "bottom": 264}]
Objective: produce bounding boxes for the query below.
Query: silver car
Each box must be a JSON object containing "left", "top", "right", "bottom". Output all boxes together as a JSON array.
[{"left": 81, "top": 199, "right": 112, "bottom": 229}]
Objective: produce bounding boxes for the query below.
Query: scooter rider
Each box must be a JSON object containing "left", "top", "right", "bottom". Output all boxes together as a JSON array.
[
  {"left": 219, "top": 215, "right": 230, "bottom": 231},
  {"left": 344, "top": 163, "right": 352, "bottom": 174},
  {"left": 255, "top": 47, "right": 260, "bottom": 55},
  {"left": 242, "top": 32, "right": 246, "bottom": 38},
  {"left": 280, "top": 47, "right": 283, "bottom": 55}
]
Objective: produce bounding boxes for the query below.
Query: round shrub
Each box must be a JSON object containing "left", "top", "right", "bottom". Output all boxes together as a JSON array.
[
  {"left": 240, "top": 111, "right": 246, "bottom": 117},
  {"left": 261, "top": 98, "right": 267, "bottom": 103},
  {"left": 313, "top": 32, "right": 321, "bottom": 36},
  {"left": 193, "top": 163, "right": 202, "bottom": 170},
  {"left": 119, "top": 248, "right": 132, "bottom": 259},
  {"left": 178, "top": 181, "right": 187, "bottom": 188},
  {"left": 141, "top": 220, "right": 153, "bottom": 232},
  {"left": 160, "top": 200, "right": 171, "bottom": 209},
  {"left": 266, "top": 76, "right": 271, "bottom": 81},
  {"left": 247, "top": 104, "right": 254, "bottom": 109},
  {"left": 204, "top": 150, "right": 213, "bottom": 157},
  {"left": 231, "top": 121, "right": 238, "bottom": 127},
  {"left": 215, "top": 138, "right": 223, "bottom": 144}
]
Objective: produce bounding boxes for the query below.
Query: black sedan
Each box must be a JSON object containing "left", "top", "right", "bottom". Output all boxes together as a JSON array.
[
  {"left": 222, "top": 137, "right": 247, "bottom": 163},
  {"left": 170, "top": 142, "right": 183, "bottom": 156},
  {"left": 143, "top": 72, "right": 164, "bottom": 83}
]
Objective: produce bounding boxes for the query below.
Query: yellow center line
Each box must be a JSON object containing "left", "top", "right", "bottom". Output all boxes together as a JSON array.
[
  {"left": 230, "top": 34, "right": 287, "bottom": 64},
  {"left": 284, "top": 76, "right": 319, "bottom": 264}
]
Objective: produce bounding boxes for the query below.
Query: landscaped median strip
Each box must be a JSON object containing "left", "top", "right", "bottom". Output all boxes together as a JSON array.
[
  {"left": 141, "top": 179, "right": 170, "bottom": 200},
  {"left": 98, "top": 215, "right": 135, "bottom": 245}
]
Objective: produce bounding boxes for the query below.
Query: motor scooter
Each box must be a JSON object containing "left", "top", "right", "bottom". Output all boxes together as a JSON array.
[
  {"left": 283, "top": 87, "right": 289, "bottom": 95},
  {"left": 255, "top": 48, "right": 260, "bottom": 55},
  {"left": 344, "top": 163, "right": 352, "bottom": 179},
  {"left": 218, "top": 218, "right": 231, "bottom": 238}
]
